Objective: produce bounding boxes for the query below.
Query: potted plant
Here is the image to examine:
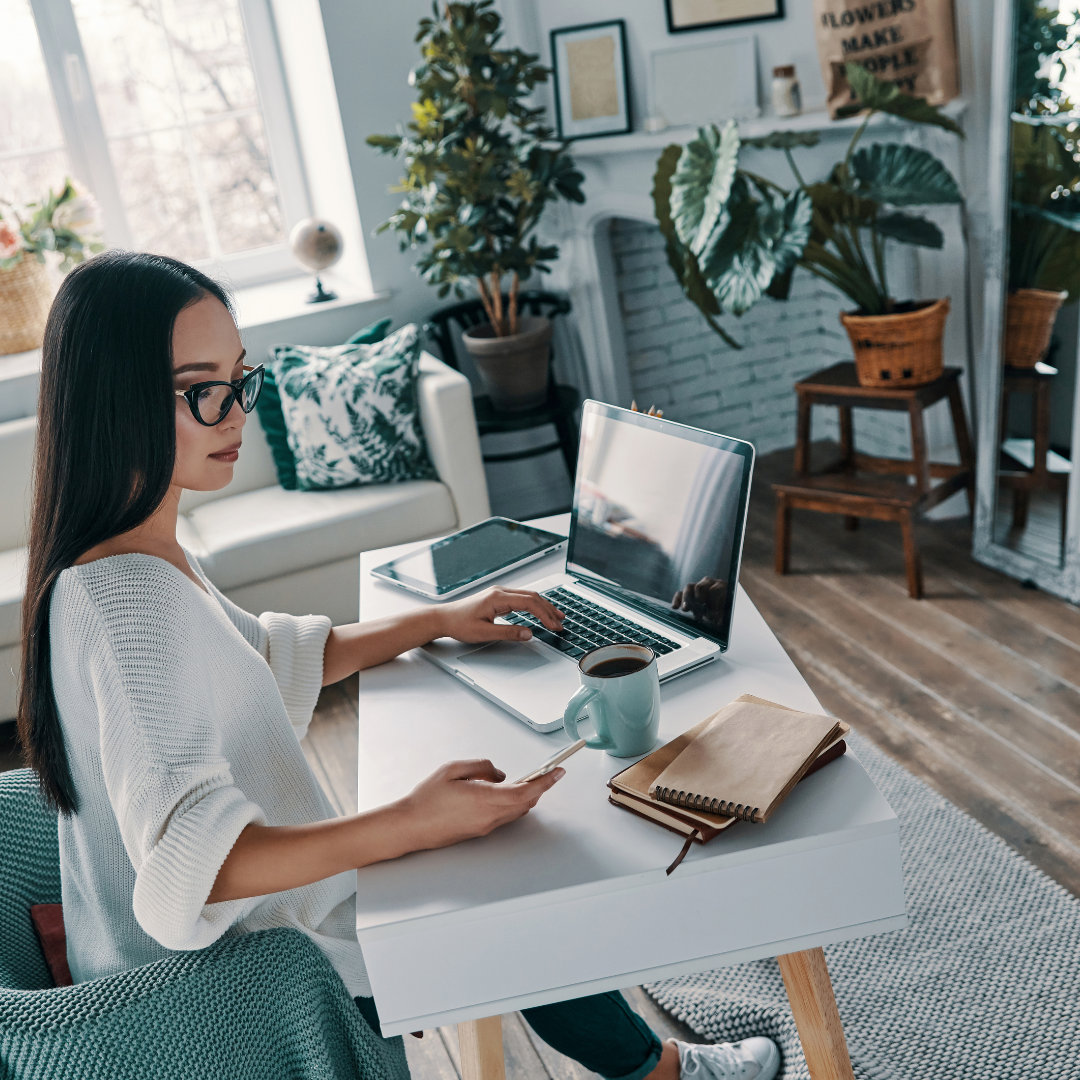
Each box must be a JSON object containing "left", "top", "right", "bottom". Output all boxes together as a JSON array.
[
  {"left": 1003, "top": 0, "right": 1080, "bottom": 367},
  {"left": 367, "top": 0, "right": 585, "bottom": 411},
  {"left": 653, "top": 63, "right": 964, "bottom": 387},
  {"left": 0, "top": 177, "right": 105, "bottom": 356}
]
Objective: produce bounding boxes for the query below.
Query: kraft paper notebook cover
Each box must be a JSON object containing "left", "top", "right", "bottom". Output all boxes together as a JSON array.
[
  {"left": 607, "top": 694, "right": 849, "bottom": 873},
  {"left": 650, "top": 696, "right": 843, "bottom": 823}
]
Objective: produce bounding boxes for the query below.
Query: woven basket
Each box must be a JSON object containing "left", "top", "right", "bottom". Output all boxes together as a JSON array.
[
  {"left": 1004, "top": 288, "right": 1066, "bottom": 368},
  {"left": 839, "top": 298, "right": 950, "bottom": 388},
  {"left": 0, "top": 255, "right": 54, "bottom": 356}
]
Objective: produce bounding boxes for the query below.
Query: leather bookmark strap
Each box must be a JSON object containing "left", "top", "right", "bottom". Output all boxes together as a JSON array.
[{"left": 665, "top": 830, "right": 701, "bottom": 875}]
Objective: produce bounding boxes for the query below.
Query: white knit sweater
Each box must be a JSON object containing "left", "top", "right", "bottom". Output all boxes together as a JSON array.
[{"left": 49, "top": 545, "right": 373, "bottom": 997}]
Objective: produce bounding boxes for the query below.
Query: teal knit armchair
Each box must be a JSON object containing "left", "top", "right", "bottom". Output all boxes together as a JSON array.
[{"left": 0, "top": 768, "right": 410, "bottom": 1080}]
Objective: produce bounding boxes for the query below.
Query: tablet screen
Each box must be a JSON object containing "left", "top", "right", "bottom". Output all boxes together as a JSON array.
[{"left": 373, "top": 518, "right": 566, "bottom": 596}]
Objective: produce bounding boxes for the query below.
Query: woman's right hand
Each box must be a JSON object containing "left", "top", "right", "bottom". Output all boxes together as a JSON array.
[{"left": 395, "top": 758, "right": 565, "bottom": 852}]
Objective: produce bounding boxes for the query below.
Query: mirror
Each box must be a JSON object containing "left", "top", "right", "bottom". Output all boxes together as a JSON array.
[{"left": 975, "top": 0, "right": 1080, "bottom": 600}]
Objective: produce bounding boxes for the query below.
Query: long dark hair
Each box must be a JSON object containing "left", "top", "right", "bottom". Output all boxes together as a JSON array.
[{"left": 17, "top": 249, "right": 236, "bottom": 816}]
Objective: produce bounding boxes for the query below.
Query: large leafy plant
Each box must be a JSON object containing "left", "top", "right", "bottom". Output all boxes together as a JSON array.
[
  {"left": 1007, "top": 1, "right": 1080, "bottom": 298},
  {"left": 367, "top": 0, "right": 585, "bottom": 337},
  {"left": 653, "top": 64, "right": 964, "bottom": 346}
]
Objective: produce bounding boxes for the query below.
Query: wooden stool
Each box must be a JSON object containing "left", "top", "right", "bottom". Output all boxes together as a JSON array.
[{"left": 772, "top": 362, "right": 975, "bottom": 599}]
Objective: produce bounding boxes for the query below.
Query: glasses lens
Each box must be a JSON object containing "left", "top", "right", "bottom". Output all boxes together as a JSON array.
[
  {"left": 241, "top": 367, "right": 264, "bottom": 412},
  {"left": 194, "top": 384, "right": 235, "bottom": 425}
]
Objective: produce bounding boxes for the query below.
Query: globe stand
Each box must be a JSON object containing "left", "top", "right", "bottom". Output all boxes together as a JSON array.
[{"left": 306, "top": 275, "right": 338, "bottom": 304}]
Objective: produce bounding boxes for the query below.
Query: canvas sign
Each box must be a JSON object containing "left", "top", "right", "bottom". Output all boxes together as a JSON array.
[{"left": 813, "top": 0, "right": 959, "bottom": 118}]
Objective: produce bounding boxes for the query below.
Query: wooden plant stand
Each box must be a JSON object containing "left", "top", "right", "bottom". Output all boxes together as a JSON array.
[{"left": 772, "top": 362, "right": 975, "bottom": 599}]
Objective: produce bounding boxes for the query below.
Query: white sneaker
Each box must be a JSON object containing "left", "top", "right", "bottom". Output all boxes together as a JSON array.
[{"left": 673, "top": 1036, "right": 781, "bottom": 1080}]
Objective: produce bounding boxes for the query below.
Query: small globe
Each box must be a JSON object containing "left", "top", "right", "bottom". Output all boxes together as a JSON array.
[{"left": 289, "top": 218, "right": 343, "bottom": 272}]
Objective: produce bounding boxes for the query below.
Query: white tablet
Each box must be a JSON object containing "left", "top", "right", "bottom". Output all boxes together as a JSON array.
[{"left": 370, "top": 517, "right": 567, "bottom": 600}]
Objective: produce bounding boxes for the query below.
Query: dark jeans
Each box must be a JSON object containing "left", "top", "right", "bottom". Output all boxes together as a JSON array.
[{"left": 355, "top": 990, "right": 664, "bottom": 1080}]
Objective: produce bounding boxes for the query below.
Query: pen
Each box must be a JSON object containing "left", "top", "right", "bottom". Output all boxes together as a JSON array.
[{"left": 514, "top": 738, "right": 588, "bottom": 783}]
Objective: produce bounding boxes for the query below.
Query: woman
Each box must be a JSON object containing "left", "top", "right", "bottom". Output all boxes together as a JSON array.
[{"left": 17, "top": 250, "right": 780, "bottom": 1080}]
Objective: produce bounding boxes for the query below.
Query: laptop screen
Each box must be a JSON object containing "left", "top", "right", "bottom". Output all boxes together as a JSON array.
[{"left": 565, "top": 401, "right": 754, "bottom": 649}]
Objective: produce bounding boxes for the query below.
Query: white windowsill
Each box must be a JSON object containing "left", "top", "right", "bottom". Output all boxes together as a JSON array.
[{"left": 0, "top": 271, "right": 392, "bottom": 385}]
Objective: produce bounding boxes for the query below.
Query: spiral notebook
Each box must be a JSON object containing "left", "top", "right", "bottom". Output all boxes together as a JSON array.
[
  {"left": 607, "top": 694, "right": 849, "bottom": 873},
  {"left": 651, "top": 696, "right": 844, "bottom": 823}
]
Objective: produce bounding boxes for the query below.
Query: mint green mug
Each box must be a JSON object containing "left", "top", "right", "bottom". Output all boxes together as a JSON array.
[{"left": 563, "top": 643, "right": 661, "bottom": 757}]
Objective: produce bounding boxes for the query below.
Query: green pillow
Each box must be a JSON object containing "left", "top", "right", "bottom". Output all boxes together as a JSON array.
[
  {"left": 256, "top": 317, "right": 392, "bottom": 489},
  {"left": 265, "top": 322, "right": 437, "bottom": 491}
]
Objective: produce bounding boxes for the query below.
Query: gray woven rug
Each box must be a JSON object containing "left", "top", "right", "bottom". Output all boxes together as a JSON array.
[{"left": 642, "top": 730, "right": 1080, "bottom": 1079}]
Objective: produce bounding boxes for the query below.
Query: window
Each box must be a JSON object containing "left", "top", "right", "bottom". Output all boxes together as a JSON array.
[{"left": 2, "top": 0, "right": 312, "bottom": 286}]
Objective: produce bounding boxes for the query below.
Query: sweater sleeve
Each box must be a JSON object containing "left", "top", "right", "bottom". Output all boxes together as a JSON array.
[
  {"left": 76, "top": 572, "right": 270, "bottom": 952},
  {"left": 180, "top": 550, "right": 332, "bottom": 741}
]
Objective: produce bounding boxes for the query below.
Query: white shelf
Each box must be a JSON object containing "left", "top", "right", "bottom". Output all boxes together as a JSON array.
[{"left": 562, "top": 97, "right": 969, "bottom": 158}]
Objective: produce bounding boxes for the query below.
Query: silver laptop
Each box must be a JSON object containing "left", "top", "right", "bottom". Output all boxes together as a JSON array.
[{"left": 421, "top": 400, "right": 756, "bottom": 732}]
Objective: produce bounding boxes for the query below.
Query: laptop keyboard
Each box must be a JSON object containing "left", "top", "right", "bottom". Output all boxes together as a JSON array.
[{"left": 502, "top": 586, "right": 680, "bottom": 661}]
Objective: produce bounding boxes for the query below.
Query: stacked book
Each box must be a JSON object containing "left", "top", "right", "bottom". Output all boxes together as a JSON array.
[{"left": 608, "top": 694, "right": 850, "bottom": 873}]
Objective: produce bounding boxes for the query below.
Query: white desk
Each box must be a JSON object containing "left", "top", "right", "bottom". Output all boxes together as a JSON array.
[{"left": 355, "top": 515, "right": 907, "bottom": 1080}]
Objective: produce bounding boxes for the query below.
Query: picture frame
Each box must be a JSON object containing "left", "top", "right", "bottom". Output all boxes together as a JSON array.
[
  {"left": 550, "top": 20, "right": 631, "bottom": 141},
  {"left": 665, "top": 0, "right": 784, "bottom": 33},
  {"left": 649, "top": 37, "right": 760, "bottom": 129}
]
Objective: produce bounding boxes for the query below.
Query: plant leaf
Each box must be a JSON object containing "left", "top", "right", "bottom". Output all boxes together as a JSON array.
[
  {"left": 741, "top": 130, "right": 822, "bottom": 150},
  {"left": 849, "top": 143, "right": 962, "bottom": 206},
  {"left": 701, "top": 181, "right": 811, "bottom": 316},
  {"left": 670, "top": 121, "right": 740, "bottom": 257},
  {"left": 1011, "top": 200, "right": 1080, "bottom": 232},
  {"left": 838, "top": 62, "right": 965, "bottom": 138},
  {"left": 875, "top": 211, "right": 944, "bottom": 248}
]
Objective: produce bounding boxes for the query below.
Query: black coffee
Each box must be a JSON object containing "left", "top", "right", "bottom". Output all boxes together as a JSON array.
[{"left": 588, "top": 656, "right": 649, "bottom": 678}]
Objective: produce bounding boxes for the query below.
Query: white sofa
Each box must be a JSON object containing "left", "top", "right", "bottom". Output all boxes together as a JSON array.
[{"left": 0, "top": 351, "right": 491, "bottom": 721}]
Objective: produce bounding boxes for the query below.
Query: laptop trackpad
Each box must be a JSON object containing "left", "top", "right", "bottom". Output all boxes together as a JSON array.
[{"left": 457, "top": 641, "right": 550, "bottom": 677}]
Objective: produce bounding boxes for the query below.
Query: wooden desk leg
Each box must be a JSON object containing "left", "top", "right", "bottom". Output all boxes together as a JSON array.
[
  {"left": 777, "top": 948, "right": 855, "bottom": 1080},
  {"left": 458, "top": 1016, "right": 506, "bottom": 1080}
]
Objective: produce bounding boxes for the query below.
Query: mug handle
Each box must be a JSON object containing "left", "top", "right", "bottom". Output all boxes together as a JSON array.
[{"left": 563, "top": 686, "right": 613, "bottom": 749}]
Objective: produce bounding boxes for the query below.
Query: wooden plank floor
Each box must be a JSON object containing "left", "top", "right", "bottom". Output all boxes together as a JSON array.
[{"left": 3, "top": 440, "right": 1079, "bottom": 1079}]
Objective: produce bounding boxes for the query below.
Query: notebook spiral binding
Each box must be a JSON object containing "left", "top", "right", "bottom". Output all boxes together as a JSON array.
[{"left": 653, "top": 786, "right": 762, "bottom": 822}]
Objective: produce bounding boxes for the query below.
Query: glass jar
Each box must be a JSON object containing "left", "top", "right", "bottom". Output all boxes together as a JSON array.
[{"left": 771, "top": 65, "right": 801, "bottom": 118}]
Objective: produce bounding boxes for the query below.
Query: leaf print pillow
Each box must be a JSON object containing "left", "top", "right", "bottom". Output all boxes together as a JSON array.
[{"left": 265, "top": 323, "right": 438, "bottom": 490}]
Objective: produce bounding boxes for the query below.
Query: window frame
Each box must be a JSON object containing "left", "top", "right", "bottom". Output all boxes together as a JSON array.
[{"left": 20, "top": 0, "right": 314, "bottom": 287}]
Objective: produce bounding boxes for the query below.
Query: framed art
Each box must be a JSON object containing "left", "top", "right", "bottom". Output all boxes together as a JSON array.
[
  {"left": 650, "top": 37, "right": 759, "bottom": 127},
  {"left": 665, "top": 0, "right": 784, "bottom": 33},
  {"left": 550, "top": 20, "right": 631, "bottom": 140}
]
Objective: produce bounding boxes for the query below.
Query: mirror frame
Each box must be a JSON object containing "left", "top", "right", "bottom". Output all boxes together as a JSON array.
[{"left": 973, "top": 0, "right": 1080, "bottom": 603}]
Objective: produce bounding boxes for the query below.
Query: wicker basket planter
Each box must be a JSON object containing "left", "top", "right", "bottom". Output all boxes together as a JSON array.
[
  {"left": 1003, "top": 288, "right": 1066, "bottom": 368},
  {"left": 839, "top": 297, "right": 950, "bottom": 388},
  {"left": 0, "top": 256, "right": 54, "bottom": 356}
]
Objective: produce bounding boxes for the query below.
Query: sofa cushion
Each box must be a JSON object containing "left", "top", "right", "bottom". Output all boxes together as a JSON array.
[
  {"left": 266, "top": 323, "right": 437, "bottom": 492},
  {"left": 180, "top": 479, "right": 457, "bottom": 590},
  {"left": 255, "top": 316, "right": 393, "bottom": 491}
]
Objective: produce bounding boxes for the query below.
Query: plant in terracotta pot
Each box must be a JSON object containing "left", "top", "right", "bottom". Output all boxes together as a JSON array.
[
  {"left": 0, "top": 176, "right": 105, "bottom": 356},
  {"left": 653, "top": 63, "right": 964, "bottom": 387},
  {"left": 367, "top": 0, "right": 585, "bottom": 411},
  {"left": 1003, "top": 1, "right": 1080, "bottom": 367}
]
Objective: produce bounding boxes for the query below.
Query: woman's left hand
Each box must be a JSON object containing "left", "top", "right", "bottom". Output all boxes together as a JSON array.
[{"left": 436, "top": 587, "right": 565, "bottom": 644}]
